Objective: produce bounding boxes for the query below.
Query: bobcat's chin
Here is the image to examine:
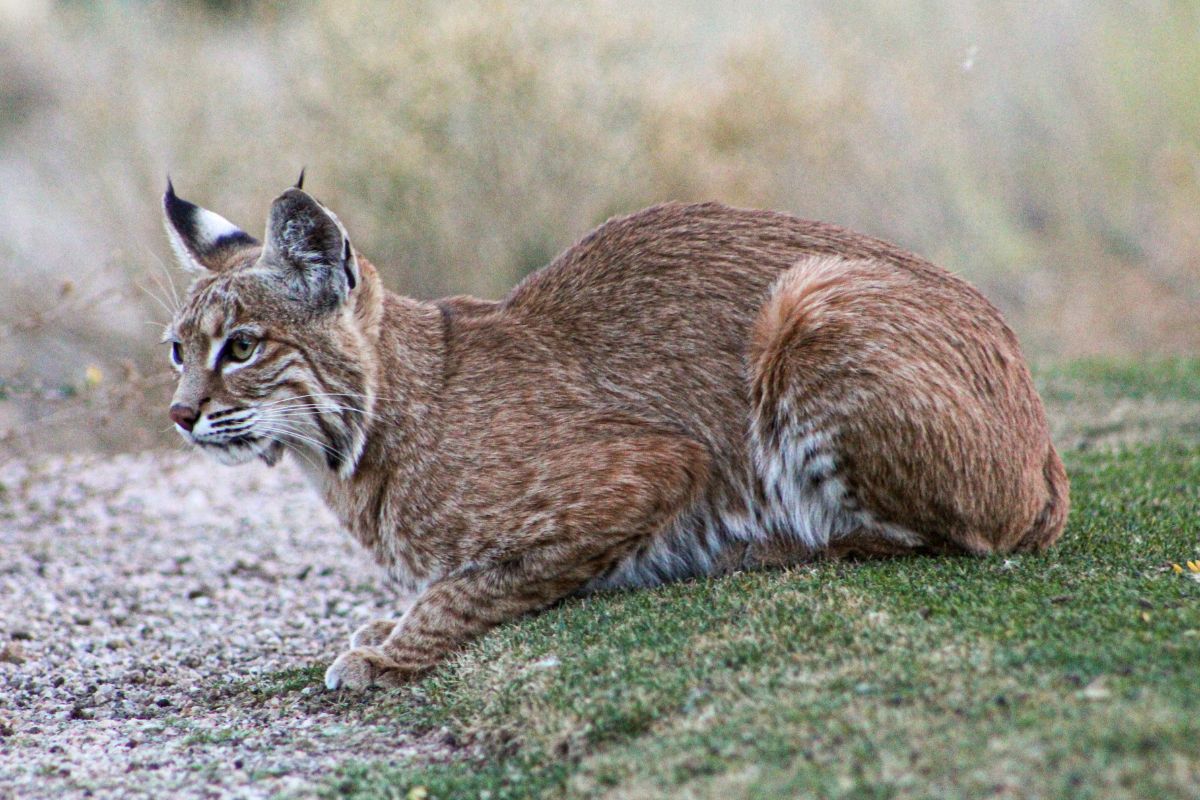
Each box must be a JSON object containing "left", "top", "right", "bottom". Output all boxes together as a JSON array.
[{"left": 200, "top": 437, "right": 274, "bottom": 467}]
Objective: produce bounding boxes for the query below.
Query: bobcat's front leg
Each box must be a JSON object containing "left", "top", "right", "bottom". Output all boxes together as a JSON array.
[{"left": 325, "top": 434, "right": 709, "bottom": 690}]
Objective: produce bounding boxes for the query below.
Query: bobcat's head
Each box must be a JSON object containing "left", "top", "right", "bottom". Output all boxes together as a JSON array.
[{"left": 162, "top": 178, "right": 380, "bottom": 477}]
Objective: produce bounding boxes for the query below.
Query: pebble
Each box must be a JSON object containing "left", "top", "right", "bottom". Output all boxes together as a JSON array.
[{"left": 0, "top": 642, "right": 27, "bottom": 664}]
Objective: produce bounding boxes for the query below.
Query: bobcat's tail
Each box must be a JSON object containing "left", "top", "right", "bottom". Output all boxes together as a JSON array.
[{"left": 1013, "top": 444, "right": 1069, "bottom": 552}]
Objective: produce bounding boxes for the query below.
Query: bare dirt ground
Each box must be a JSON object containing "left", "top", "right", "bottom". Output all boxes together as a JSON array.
[
  {"left": 0, "top": 387, "right": 1191, "bottom": 799},
  {"left": 0, "top": 453, "right": 440, "bottom": 799}
]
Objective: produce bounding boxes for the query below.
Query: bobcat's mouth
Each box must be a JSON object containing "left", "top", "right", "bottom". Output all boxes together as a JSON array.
[{"left": 224, "top": 433, "right": 260, "bottom": 447}]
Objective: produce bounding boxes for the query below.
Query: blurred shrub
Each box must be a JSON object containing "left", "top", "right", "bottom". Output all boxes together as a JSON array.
[{"left": 0, "top": 0, "right": 1196, "bottom": 456}]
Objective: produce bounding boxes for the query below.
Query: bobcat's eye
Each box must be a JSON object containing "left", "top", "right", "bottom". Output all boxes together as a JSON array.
[
  {"left": 170, "top": 342, "right": 183, "bottom": 366},
  {"left": 226, "top": 335, "right": 258, "bottom": 363}
]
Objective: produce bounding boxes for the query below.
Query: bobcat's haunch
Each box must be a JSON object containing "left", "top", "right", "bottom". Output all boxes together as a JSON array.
[{"left": 161, "top": 183, "right": 1068, "bottom": 690}]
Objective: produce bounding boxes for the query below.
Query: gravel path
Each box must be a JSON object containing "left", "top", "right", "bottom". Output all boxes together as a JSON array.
[{"left": 0, "top": 452, "right": 438, "bottom": 799}]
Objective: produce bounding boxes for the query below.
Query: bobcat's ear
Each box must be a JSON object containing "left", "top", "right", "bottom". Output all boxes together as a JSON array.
[
  {"left": 162, "top": 179, "right": 259, "bottom": 273},
  {"left": 263, "top": 187, "right": 357, "bottom": 307}
]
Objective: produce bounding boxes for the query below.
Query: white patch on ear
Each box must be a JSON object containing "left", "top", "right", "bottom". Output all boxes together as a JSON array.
[
  {"left": 193, "top": 207, "right": 243, "bottom": 244},
  {"left": 164, "top": 207, "right": 246, "bottom": 273}
]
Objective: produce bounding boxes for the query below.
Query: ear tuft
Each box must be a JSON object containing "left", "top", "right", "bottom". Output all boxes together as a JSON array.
[
  {"left": 294, "top": 167, "right": 306, "bottom": 191},
  {"left": 162, "top": 178, "right": 260, "bottom": 273}
]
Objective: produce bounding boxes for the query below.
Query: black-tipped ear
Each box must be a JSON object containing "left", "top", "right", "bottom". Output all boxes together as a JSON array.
[
  {"left": 294, "top": 168, "right": 305, "bottom": 190},
  {"left": 163, "top": 178, "right": 259, "bottom": 273},
  {"left": 263, "top": 188, "right": 355, "bottom": 308}
]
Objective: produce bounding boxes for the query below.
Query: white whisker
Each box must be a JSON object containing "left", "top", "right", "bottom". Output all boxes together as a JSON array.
[
  {"left": 263, "top": 405, "right": 381, "bottom": 421},
  {"left": 252, "top": 421, "right": 341, "bottom": 460},
  {"left": 255, "top": 392, "right": 373, "bottom": 409},
  {"left": 143, "top": 245, "right": 182, "bottom": 313},
  {"left": 137, "top": 282, "right": 176, "bottom": 321}
]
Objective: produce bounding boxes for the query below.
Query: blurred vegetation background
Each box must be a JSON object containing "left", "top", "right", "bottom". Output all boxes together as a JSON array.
[{"left": 0, "top": 0, "right": 1197, "bottom": 457}]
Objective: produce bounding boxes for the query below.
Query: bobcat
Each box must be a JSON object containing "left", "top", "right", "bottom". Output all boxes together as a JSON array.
[{"left": 162, "top": 179, "right": 1068, "bottom": 690}]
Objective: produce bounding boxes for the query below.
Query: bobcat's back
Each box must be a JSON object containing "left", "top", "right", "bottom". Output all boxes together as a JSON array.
[{"left": 446, "top": 202, "right": 1066, "bottom": 587}]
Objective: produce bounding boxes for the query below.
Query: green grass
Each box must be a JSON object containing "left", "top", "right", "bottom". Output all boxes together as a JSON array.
[
  {"left": 1039, "top": 358, "right": 1200, "bottom": 402},
  {"left": 245, "top": 361, "right": 1199, "bottom": 799}
]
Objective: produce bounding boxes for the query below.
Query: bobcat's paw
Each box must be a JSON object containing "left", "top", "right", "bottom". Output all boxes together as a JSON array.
[
  {"left": 324, "top": 647, "right": 409, "bottom": 691},
  {"left": 349, "top": 618, "right": 399, "bottom": 649}
]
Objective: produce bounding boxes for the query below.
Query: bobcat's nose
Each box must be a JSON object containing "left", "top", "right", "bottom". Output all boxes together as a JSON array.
[{"left": 169, "top": 404, "right": 200, "bottom": 432}]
